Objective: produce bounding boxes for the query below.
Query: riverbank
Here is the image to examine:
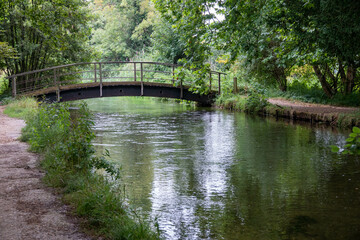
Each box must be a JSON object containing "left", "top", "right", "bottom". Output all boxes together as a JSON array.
[
  {"left": 0, "top": 105, "right": 90, "bottom": 240},
  {"left": 216, "top": 95, "right": 360, "bottom": 128}
]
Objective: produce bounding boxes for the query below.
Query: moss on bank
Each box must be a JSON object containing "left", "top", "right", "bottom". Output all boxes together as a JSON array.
[
  {"left": 5, "top": 98, "right": 161, "bottom": 240},
  {"left": 216, "top": 93, "right": 360, "bottom": 128}
]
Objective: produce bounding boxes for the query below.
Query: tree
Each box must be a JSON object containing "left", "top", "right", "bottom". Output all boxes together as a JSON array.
[
  {"left": 149, "top": 18, "right": 186, "bottom": 64},
  {"left": 267, "top": 0, "right": 360, "bottom": 97},
  {"left": 0, "top": 0, "right": 93, "bottom": 78},
  {"left": 90, "top": 0, "right": 156, "bottom": 61},
  {"left": 155, "top": 0, "right": 360, "bottom": 95},
  {"left": 0, "top": 40, "right": 16, "bottom": 70},
  {"left": 154, "top": 0, "right": 295, "bottom": 91}
]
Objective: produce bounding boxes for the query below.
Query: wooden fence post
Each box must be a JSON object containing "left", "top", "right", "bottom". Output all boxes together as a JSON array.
[
  {"left": 218, "top": 72, "right": 221, "bottom": 94},
  {"left": 140, "top": 63, "right": 144, "bottom": 96},
  {"left": 134, "top": 63, "right": 137, "bottom": 82},
  {"left": 11, "top": 77, "right": 16, "bottom": 97},
  {"left": 54, "top": 69, "right": 60, "bottom": 102},
  {"left": 99, "top": 63, "right": 103, "bottom": 97},
  {"left": 94, "top": 63, "right": 97, "bottom": 82},
  {"left": 180, "top": 78, "right": 183, "bottom": 99},
  {"left": 233, "top": 77, "right": 238, "bottom": 94},
  {"left": 209, "top": 72, "right": 212, "bottom": 91},
  {"left": 172, "top": 65, "right": 175, "bottom": 84}
]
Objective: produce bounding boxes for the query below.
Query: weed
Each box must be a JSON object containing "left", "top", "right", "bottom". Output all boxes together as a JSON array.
[
  {"left": 3, "top": 97, "right": 38, "bottom": 119},
  {"left": 21, "top": 102, "right": 161, "bottom": 239},
  {"left": 331, "top": 127, "right": 360, "bottom": 155}
]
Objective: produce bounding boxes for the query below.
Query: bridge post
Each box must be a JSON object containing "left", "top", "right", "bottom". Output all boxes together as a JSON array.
[
  {"left": 11, "top": 77, "right": 16, "bottom": 97},
  {"left": 94, "top": 63, "right": 97, "bottom": 82},
  {"left": 140, "top": 63, "right": 144, "bottom": 96},
  {"left": 53, "top": 68, "right": 57, "bottom": 86},
  {"left": 233, "top": 77, "right": 238, "bottom": 93},
  {"left": 180, "top": 78, "right": 183, "bottom": 99},
  {"left": 172, "top": 65, "right": 175, "bottom": 84},
  {"left": 209, "top": 72, "right": 212, "bottom": 91},
  {"left": 134, "top": 63, "right": 137, "bottom": 81},
  {"left": 99, "top": 63, "right": 103, "bottom": 97},
  {"left": 25, "top": 74, "right": 29, "bottom": 89},
  {"left": 218, "top": 72, "right": 221, "bottom": 95},
  {"left": 54, "top": 69, "right": 60, "bottom": 102}
]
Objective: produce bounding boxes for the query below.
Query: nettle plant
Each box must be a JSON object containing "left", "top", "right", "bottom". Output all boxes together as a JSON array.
[{"left": 331, "top": 127, "right": 360, "bottom": 155}]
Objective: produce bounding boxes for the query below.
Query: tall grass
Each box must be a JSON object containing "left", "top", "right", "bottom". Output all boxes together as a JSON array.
[
  {"left": 3, "top": 97, "right": 38, "bottom": 119},
  {"left": 21, "top": 102, "right": 161, "bottom": 239}
]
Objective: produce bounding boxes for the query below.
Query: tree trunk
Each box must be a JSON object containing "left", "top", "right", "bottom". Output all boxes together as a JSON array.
[
  {"left": 325, "top": 65, "right": 338, "bottom": 95},
  {"left": 339, "top": 61, "right": 356, "bottom": 95},
  {"left": 346, "top": 62, "right": 355, "bottom": 94},
  {"left": 313, "top": 65, "right": 334, "bottom": 98},
  {"left": 274, "top": 67, "right": 287, "bottom": 92}
]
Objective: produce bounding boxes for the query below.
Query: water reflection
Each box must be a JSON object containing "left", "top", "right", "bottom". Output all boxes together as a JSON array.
[{"left": 85, "top": 97, "right": 360, "bottom": 240}]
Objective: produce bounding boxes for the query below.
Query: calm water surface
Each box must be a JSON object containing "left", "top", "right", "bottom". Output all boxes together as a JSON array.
[{"left": 85, "top": 97, "right": 360, "bottom": 240}]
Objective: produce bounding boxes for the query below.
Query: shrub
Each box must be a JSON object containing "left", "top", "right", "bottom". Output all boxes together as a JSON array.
[
  {"left": 22, "top": 102, "right": 159, "bottom": 239},
  {"left": 331, "top": 127, "right": 360, "bottom": 155},
  {"left": 245, "top": 91, "right": 268, "bottom": 113},
  {"left": 3, "top": 97, "right": 38, "bottom": 119}
]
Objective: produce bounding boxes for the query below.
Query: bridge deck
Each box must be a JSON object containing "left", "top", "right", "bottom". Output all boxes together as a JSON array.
[
  {"left": 25, "top": 81, "right": 216, "bottom": 106},
  {"left": 24, "top": 81, "right": 189, "bottom": 96}
]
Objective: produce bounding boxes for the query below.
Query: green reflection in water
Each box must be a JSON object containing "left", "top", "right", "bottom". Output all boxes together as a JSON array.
[{"left": 84, "top": 97, "right": 360, "bottom": 240}]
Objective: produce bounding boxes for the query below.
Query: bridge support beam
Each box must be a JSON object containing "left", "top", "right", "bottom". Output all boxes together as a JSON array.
[
  {"left": 99, "top": 63, "right": 103, "bottom": 97},
  {"left": 37, "top": 82, "right": 215, "bottom": 106}
]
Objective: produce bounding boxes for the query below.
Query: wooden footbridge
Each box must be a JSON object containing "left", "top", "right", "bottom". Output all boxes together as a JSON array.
[{"left": 8, "top": 62, "right": 225, "bottom": 106}]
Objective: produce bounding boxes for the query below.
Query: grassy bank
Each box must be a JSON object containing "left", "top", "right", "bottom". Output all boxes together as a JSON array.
[
  {"left": 5, "top": 98, "right": 161, "bottom": 240},
  {"left": 3, "top": 97, "right": 38, "bottom": 119},
  {"left": 216, "top": 93, "right": 360, "bottom": 128}
]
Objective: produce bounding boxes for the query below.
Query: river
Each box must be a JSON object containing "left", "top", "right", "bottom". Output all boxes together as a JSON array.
[{"left": 85, "top": 97, "right": 360, "bottom": 240}]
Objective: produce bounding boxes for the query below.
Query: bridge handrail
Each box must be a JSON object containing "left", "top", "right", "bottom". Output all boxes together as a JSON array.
[
  {"left": 6, "top": 61, "right": 226, "bottom": 79},
  {"left": 7, "top": 61, "right": 227, "bottom": 97}
]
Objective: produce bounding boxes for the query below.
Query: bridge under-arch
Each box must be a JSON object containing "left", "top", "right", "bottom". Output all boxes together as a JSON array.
[{"left": 8, "top": 62, "right": 225, "bottom": 106}]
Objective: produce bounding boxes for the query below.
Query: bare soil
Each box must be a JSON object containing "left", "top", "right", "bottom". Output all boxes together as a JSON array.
[
  {"left": 0, "top": 106, "right": 91, "bottom": 240},
  {"left": 268, "top": 98, "right": 359, "bottom": 114}
]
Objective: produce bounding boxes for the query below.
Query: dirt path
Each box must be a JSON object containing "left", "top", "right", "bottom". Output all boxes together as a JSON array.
[
  {"left": 268, "top": 98, "right": 359, "bottom": 114},
  {"left": 0, "top": 106, "right": 91, "bottom": 240}
]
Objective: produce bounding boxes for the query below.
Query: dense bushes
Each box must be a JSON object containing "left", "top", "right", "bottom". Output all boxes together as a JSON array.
[
  {"left": 22, "top": 102, "right": 160, "bottom": 240},
  {"left": 216, "top": 83, "right": 268, "bottom": 113}
]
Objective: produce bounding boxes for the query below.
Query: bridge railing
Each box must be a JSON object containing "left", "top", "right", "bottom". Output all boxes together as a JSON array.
[{"left": 7, "top": 61, "right": 226, "bottom": 97}]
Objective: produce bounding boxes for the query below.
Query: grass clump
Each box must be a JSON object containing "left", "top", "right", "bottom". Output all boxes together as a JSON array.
[
  {"left": 22, "top": 102, "right": 161, "bottom": 240},
  {"left": 3, "top": 97, "right": 38, "bottom": 119},
  {"left": 216, "top": 85, "right": 268, "bottom": 113}
]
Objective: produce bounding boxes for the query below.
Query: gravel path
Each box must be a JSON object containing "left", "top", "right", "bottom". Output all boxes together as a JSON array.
[
  {"left": 268, "top": 98, "right": 359, "bottom": 114},
  {"left": 0, "top": 106, "right": 91, "bottom": 240}
]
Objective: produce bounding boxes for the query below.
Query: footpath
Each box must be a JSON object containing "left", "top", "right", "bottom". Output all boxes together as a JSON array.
[
  {"left": 0, "top": 106, "right": 90, "bottom": 240},
  {"left": 267, "top": 98, "right": 359, "bottom": 126}
]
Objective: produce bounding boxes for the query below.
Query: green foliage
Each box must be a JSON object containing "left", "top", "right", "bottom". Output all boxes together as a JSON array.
[
  {"left": 154, "top": 0, "right": 360, "bottom": 97},
  {"left": 0, "top": 40, "right": 17, "bottom": 71},
  {"left": 20, "top": 102, "right": 159, "bottom": 239},
  {"left": 149, "top": 18, "right": 186, "bottom": 64},
  {"left": 67, "top": 177, "right": 160, "bottom": 239},
  {"left": 0, "top": 0, "right": 93, "bottom": 76},
  {"left": 331, "top": 127, "right": 360, "bottom": 155},
  {"left": 269, "top": 80, "right": 360, "bottom": 107},
  {"left": 0, "top": 74, "right": 11, "bottom": 98},
  {"left": 267, "top": 0, "right": 360, "bottom": 96},
  {"left": 3, "top": 97, "right": 38, "bottom": 119},
  {"left": 24, "top": 102, "right": 120, "bottom": 179},
  {"left": 245, "top": 91, "right": 268, "bottom": 113},
  {"left": 90, "top": 0, "right": 156, "bottom": 61},
  {"left": 216, "top": 90, "right": 268, "bottom": 113}
]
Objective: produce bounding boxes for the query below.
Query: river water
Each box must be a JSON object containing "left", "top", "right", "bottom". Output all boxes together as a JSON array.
[{"left": 85, "top": 97, "right": 360, "bottom": 240}]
